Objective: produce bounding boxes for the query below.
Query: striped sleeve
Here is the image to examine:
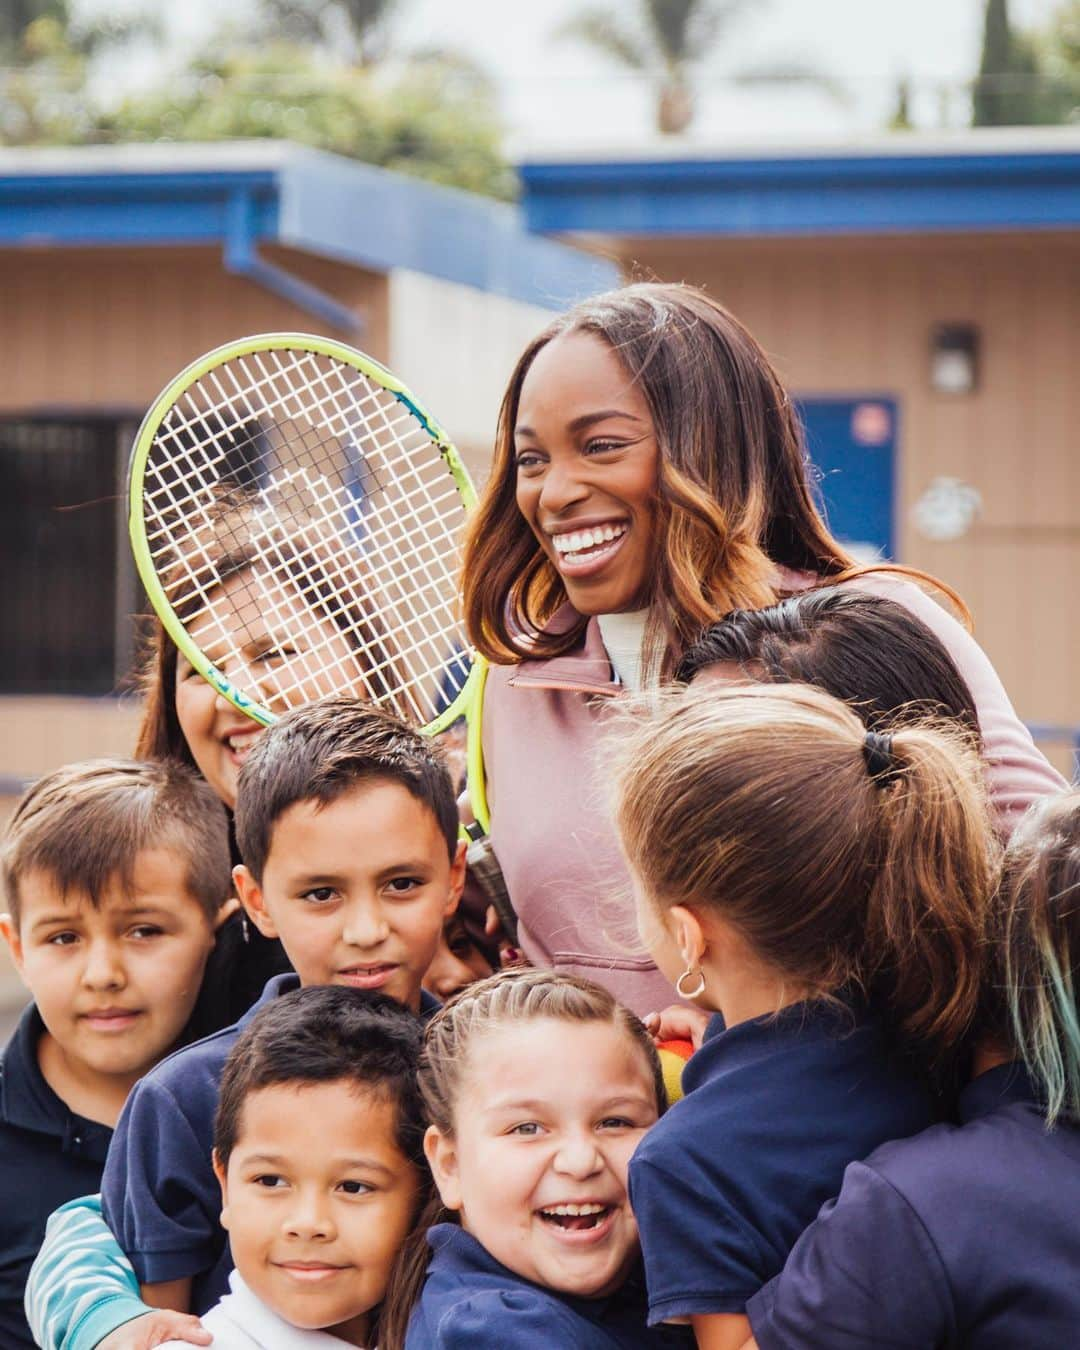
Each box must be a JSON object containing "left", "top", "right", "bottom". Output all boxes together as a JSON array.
[{"left": 24, "top": 1195, "right": 150, "bottom": 1350}]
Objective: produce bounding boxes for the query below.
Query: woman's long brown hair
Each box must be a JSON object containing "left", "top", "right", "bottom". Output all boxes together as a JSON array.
[
  {"left": 613, "top": 683, "right": 997, "bottom": 1076},
  {"left": 463, "top": 282, "right": 965, "bottom": 678}
]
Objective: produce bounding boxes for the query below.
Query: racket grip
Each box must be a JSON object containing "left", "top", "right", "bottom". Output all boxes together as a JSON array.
[{"left": 465, "top": 833, "right": 518, "bottom": 946}]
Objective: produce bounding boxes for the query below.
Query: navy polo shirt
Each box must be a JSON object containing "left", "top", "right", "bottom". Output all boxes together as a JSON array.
[
  {"left": 748, "top": 1063, "right": 1080, "bottom": 1348},
  {"left": 102, "top": 975, "right": 440, "bottom": 1313},
  {"left": 628, "top": 999, "right": 934, "bottom": 1324},
  {"left": 405, "top": 1223, "right": 692, "bottom": 1349},
  {"left": 0, "top": 1003, "right": 113, "bottom": 1349}
]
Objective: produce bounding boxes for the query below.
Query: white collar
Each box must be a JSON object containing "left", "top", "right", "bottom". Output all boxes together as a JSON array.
[
  {"left": 212, "top": 1270, "right": 364, "bottom": 1348},
  {"left": 597, "top": 609, "right": 650, "bottom": 692}
]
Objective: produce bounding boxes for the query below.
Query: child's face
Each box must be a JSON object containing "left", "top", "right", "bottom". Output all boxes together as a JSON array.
[
  {"left": 424, "top": 915, "right": 494, "bottom": 1001},
  {"left": 216, "top": 1079, "right": 420, "bottom": 1346},
  {"left": 235, "top": 781, "right": 466, "bottom": 1014},
  {"left": 0, "top": 848, "right": 218, "bottom": 1089},
  {"left": 175, "top": 570, "right": 366, "bottom": 809},
  {"left": 426, "top": 1017, "right": 659, "bottom": 1300}
]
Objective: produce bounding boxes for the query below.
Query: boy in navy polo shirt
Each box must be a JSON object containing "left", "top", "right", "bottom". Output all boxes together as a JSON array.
[
  {"left": 25, "top": 697, "right": 465, "bottom": 1350},
  {"left": 156, "top": 985, "right": 429, "bottom": 1350},
  {"left": 0, "top": 757, "right": 231, "bottom": 1349},
  {"left": 747, "top": 789, "right": 1080, "bottom": 1349}
]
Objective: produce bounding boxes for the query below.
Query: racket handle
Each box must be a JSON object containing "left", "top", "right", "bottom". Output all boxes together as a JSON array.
[{"left": 465, "top": 833, "right": 518, "bottom": 946}]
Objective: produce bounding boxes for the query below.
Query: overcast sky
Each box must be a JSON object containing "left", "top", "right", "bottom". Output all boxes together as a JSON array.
[{"left": 83, "top": 0, "right": 1066, "bottom": 149}]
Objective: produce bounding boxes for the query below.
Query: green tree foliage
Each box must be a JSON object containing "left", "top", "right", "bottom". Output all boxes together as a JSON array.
[
  {"left": 92, "top": 44, "right": 513, "bottom": 197},
  {"left": 0, "top": 0, "right": 513, "bottom": 199},
  {"left": 558, "top": 0, "right": 836, "bottom": 135},
  {"left": 973, "top": 0, "right": 1079, "bottom": 125}
]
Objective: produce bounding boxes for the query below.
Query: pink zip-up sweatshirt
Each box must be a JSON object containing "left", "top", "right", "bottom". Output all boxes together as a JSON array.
[{"left": 480, "top": 572, "right": 1067, "bottom": 1017}]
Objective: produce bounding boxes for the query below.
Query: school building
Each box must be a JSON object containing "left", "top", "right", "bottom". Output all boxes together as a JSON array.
[
  {"left": 0, "top": 141, "right": 617, "bottom": 814},
  {"left": 519, "top": 127, "right": 1080, "bottom": 776},
  {"left": 2, "top": 127, "right": 1078, "bottom": 812}
]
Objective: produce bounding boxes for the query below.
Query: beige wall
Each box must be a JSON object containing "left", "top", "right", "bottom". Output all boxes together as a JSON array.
[
  {"left": 0, "top": 244, "right": 389, "bottom": 414},
  {"left": 616, "top": 231, "right": 1080, "bottom": 741},
  {"left": 388, "top": 269, "right": 553, "bottom": 482},
  {"left": 0, "top": 243, "right": 388, "bottom": 784}
]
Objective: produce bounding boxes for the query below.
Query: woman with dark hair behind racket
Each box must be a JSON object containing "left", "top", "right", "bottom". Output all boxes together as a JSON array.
[{"left": 462, "top": 281, "right": 1064, "bottom": 1017}]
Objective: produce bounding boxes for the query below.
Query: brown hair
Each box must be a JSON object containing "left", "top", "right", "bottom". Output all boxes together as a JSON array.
[
  {"left": 982, "top": 790, "right": 1080, "bottom": 1126},
  {"left": 215, "top": 985, "right": 427, "bottom": 1170},
  {"left": 2, "top": 756, "right": 231, "bottom": 927},
  {"left": 135, "top": 617, "right": 194, "bottom": 768},
  {"left": 613, "top": 683, "right": 997, "bottom": 1073},
  {"left": 380, "top": 969, "right": 664, "bottom": 1350},
  {"left": 462, "top": 282, "right": 965, "bottom": 678},
  {"left": 233, "top": 696, "right": 459, "bottom": 883},
  {"left": 676, "top": 586, "right": 981, "bottom": 744}
]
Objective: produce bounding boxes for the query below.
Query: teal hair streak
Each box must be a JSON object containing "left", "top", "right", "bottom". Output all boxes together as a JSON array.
[{"left": 1008, "top": 928, "right": 1080, "bottom": 1129}]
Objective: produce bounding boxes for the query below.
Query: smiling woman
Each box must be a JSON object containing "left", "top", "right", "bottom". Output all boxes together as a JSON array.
[{"left": 462, "top": 281, "right": 1065, "bottom": 1017}]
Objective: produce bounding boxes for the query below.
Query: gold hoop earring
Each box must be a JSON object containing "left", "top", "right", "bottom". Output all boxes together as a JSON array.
[{"left": 676, "top": 965, "right": 706, "bottom": 1000}]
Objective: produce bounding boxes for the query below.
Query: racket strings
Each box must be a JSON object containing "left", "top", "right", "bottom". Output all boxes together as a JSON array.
[{"left": 141, "top": 347, "right": 470, "bottom": 725}]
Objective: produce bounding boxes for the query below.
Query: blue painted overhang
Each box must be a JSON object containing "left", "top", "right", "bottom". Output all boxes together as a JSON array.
[
  {"left": 519, "top": 137, "right": 1080, "bottom": 238},
  {"left": 0, "top": 142, "right": 618, "bottom": 309}
]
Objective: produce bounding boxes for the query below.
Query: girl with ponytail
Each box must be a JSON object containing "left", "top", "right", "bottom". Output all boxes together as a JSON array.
[
  {"left": 613, "top": 682, "right": 996, "bottom": 1350},
  {"left": 747, "top": 789, "right": 1080, "bottom": 1349}
]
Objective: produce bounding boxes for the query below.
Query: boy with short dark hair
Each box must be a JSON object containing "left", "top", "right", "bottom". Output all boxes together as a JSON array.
[
  {"left": 27, "top": 698, "right": 465, "bottom": 1350},
  {"left": 157, "top": 984, "right": 428, "bottom": 1349},
  {"left": 0, "top": 757, "right": 231, "bottom": 1349}
]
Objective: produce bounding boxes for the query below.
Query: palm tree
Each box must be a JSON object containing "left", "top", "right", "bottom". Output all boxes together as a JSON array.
[
  {"left": 558, "top": 0, "right": 834, "bottom": 135},
  {"left": 0, "top": 0, "right": 157, "bottom": 64},
  {"left": 253, "top": 0, "right": 399, "bottom": 64}
]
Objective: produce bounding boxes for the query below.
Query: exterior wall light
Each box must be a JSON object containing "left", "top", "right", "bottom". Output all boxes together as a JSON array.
[{"left": 930, "top": 322, "right": 979, "bottom": 395}]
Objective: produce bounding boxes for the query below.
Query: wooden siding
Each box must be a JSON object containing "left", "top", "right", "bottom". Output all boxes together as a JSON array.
[
  {"left": 0, "top": 245, "right": 388, "bottom": 415},
  {"left": 618, "top": 232, "right": 1080, "bottom": 743}
]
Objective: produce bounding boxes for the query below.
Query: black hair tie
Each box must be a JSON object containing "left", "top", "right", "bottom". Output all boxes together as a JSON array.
[{"left": 863, "top": 729, "right": 898, "bottom": 786}]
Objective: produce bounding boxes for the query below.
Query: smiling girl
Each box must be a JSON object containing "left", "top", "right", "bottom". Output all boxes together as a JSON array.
[
  {"left": 386, "top": 969, "right": 687, "bottom": 1350},
  {"left": 462, "top": 282, "right": 1063, "bottom": 1015}
]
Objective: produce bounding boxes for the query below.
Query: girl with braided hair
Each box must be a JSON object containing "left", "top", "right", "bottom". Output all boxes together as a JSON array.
[{"left": 384, "top": 969, "right": 687, "bottom": 1350}]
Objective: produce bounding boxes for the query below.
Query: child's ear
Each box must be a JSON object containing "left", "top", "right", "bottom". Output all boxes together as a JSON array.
[
  {"left": 668, "top": 904, "right": 706, "bottom": 969},
  {"left": 232, "top": 865, "right": 278, "bottom": 939},
  {"left": 0, "top": 914, "right": 26, "bottom": 982},
  {"left": 212, "top": 1149, "right": 230, "bottom": 1232},
  {"left": 445, "top": 841, "right": 468, "bottom": 917},
  {"left": 423, "top": 1124, "right": 463, "bottom": 1212}
]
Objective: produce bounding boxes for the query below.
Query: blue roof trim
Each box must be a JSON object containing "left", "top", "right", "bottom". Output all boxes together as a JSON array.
[
  {"left": 0, "top": 146, "right": 617, "bottom": 308},
  {"left": 0, "top": 170, "right": 280, "bottom": 246},
  {"left": 280, "top": 153, "right": 617, "bottom": 308},
  {"left": 519, "top": 149, "right": 1080, "bottom": 236}
]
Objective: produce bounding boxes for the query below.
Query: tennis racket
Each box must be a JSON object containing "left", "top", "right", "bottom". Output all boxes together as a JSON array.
[{"left": 127, "top": 333, "right": 493, "bottom": 839}]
